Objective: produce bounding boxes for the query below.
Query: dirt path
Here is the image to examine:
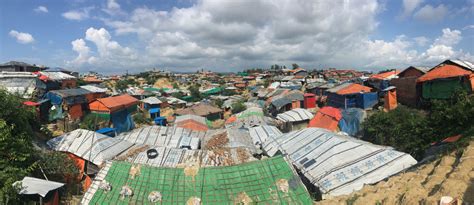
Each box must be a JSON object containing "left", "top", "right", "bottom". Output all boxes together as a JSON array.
[{"left": 315, "top": 141, "right": 474, "bottom": 205}]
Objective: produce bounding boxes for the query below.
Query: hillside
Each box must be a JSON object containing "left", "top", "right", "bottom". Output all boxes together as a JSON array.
[{"left": 315, "top": 140, "right": 474, "bottom": 205}]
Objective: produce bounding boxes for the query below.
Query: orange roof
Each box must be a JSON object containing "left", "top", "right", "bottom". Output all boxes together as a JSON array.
[
  {"left": 89, "top": 94, "right": 138, "bottom": 112},
  {"left": 337, "top": 84, "right": 372, "bottom": 95},
  {"left": 225, "top": 115, "right": 237, "bottom": 124},
  {"left": 83, "top": 76, "right": 103, "bottom": 83},
  {"left": 417, "top": 64, "right": 472, "bottom": 82},
  {"left": 176, "top": 119, "right": 208, "bottom": 131},
  {"left": 370, "top": 70, "right": 399, "bottom": 80}
]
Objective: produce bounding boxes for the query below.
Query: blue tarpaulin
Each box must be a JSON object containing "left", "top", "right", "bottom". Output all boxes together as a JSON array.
[
  {"left": 338, "top": 108, "right": 366, "bottom": 136},
  {"left": 355, "top": 92, "right": 378, "bottom": 109},
  {"left": 154, "top": 117, "right": 167, "bottom": 126},
  {"left": 96, "top": 127, "right": 117, "bottom": 137},
  {"left": 44, "top": 92, "right": 63, "bottom": 105},
  {"left": 111, "top": 109, "right": 134, "bottom": 133}
]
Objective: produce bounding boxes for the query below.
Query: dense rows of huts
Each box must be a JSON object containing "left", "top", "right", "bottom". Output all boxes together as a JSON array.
[{"left": 1, "top": 58, "right": 473, "bottom": 204}]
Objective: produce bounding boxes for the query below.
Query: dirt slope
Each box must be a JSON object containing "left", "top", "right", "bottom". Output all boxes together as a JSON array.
[{"left": 315, "top": 140, "right": 474, "bottom": 205}]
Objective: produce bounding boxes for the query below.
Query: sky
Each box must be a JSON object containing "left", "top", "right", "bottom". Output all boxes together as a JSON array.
[{"left": 0, "top": 0, "right": 473, "bottom": 74}]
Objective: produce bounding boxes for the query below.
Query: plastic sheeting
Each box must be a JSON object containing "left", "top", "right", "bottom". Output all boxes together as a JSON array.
[
  {"left": 355, "top": 92, "right": 378, "bottom": 109},
  {"left": 110, "top": 109, "right": 134, "bottom": 133},
  {"left": 262, "top": 128, "right": 417, "bottom": 197},
  {"left": 384, "top": 90, "right": 398, "bottom": 111},
  {"left": 308, "top": 107, "right": 341, "bottom": 132},
  {"left": 338, "top": 108, "right": 366, "bottom": 136}
]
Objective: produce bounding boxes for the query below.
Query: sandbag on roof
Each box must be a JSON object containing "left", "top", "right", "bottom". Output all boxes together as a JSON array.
[
  {"left": 262, "top": 128, "right": 417, "bottom": 197},
  {"left": 81, "top": 156, "right": 312, "bottom": 204},
  {"left": 47, "top": 129, "right": 134, "bottom": 166},
  {"left": 116, "top": 125, "right": 203, "bottom": 149},
  {"left": 118, "top": 146, "right": 257, "bottom": 167}
]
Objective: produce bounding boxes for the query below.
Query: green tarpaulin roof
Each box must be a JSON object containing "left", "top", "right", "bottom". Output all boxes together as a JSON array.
[{"left": 82, "top": 156, "right": 312, "bottom": 204}]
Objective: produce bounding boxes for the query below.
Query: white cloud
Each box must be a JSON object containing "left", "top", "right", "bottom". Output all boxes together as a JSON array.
[
  {"left": 413, "top": 36, "right": 430, "bottom": 46},
  {"left": 62, "top": 7, "right": 93, "bottom": 21},
  {"left": 68, "top": 27, "right": 137, "bottom": 69},
  {"left": 463, "top": 25, "right": 474, "bottom": 30},
  {"left": 9, "top": 30, "right": 35, "bottom": 44},
  {"left": 401, "top": 0, "right": 423, "bottom": 17},
  {"left": 103, "top": 0, "right": 126, "bottom": 16},
  {"left": 34, "top": 6, "right": 48, "bottom": 13},
  {"left": 413, "top": 4, "right": 448, "bottom": 23},
  {"left": 67, "top": 0, "right": 472, "bottom": 72}
]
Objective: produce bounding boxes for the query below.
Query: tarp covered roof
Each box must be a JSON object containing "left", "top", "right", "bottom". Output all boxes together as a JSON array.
[
  {"left": 38, "top": 71, "right": 76, "bottom": 81},
  {"left": 81, "top": 156, "right": 312, "bottom": 204},
  {"left": 248, "top": 125, "right": 282, "bottom": 147},
  {"left": 308, "top": 106, "right": 342, "bottom": 131},
  {"left": 175, "top": 114, "right": 207, "bottom": 125},
  {"left": 89, "top": 94, "right": 138, "bottom": 112},
  {"left": 14, "top": 177, "right": 64, "bottom": 197},
  {"left": 327, "top": 83, "right": 372, "bottom": 95},
  {"left": 47, "top": 129, "right": 133, "bottom": 166},
  {"left": 80, "top": 85, "right": 108, "bottom": 93},
  {"left": 370, "top": 70, "right": 399, "bottom": 80},
  {"left": 175, "top": 103, "right": 222, "bottom": 116},
  {"left": 49, "top": 88, "right": 92, "bottom": 98},
  {"left": 262, "top": 128, "right": 417, "bottom": 197},
  {"left": 276, "top": 108, "right": 314, "bottom": 122},
  {"left": 417, "top": 64, "right": 473, "bottom": 82}
]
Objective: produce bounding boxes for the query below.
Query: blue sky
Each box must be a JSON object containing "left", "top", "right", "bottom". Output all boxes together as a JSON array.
[{"left": 1, "top": 0, "right": 473, "bottom": 74}]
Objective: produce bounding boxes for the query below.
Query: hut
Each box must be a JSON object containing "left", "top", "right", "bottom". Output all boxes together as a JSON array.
[
  {"left": 390, "top": 66, "right": 429, "bottom": 106},
  {"left": 417, "top": 59, "right": 474, "bottom": 100},
  {"left": 44, "top": 88, "right": 93, "bottom": 121},
  {"left": 276, "top": 108, "right": 314, "bottom": 132},
  {"left": 89, "top": 94, "right": 139, "bottom": 133},
  {"left": 326, "top": 83, "right": 377, "bottom": 109},
  {"left": 175, "top": 103, "right": 222, "bottom": 120},
  {"left": 14, "top": 177, "right": 65, "bottom": 205}
]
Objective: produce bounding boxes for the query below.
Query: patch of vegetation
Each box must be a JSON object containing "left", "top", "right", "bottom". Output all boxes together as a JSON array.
[
  {"left": 231, "top": 101, "right": 247, "bottom": 114},
  {"left": 362, "top": 91, "right": 474, "bottom": 160}
]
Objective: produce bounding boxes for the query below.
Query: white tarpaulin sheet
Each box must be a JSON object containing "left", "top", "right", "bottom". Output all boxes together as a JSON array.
[
  {"left": 262, "top": 128, "right": 417, "bottom": 197},
  {"left": 276, "top": 108, "right": 314, "bottom": 122},
  {"left": 248, "top": 125, "right": 282, "bottom": 148},
  {"left": 15, "top": 177, "right": 64, "bottom": 197}
]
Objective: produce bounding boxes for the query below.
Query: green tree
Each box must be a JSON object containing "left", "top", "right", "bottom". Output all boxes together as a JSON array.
[
  {"left": 231, "top": 101, "right": 247, "bottom": 114},
  {"left": 214, "top": 99, "right": 224, "bottom": 108},
  {"left": 0, "top": 89, "right": 38, "bottom": 204},
  {"left": 189, "top": 85, "right": 202, "bottom": 102}
]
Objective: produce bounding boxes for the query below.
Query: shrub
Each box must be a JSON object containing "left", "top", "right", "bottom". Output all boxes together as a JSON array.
[{"left": 231, "top": 101, "right": 247, "bottom": 114}]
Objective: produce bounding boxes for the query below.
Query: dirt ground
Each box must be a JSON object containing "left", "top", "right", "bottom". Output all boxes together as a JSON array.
[
  {"left": 153, "top": 78, "right": 173, "bottom": 89},
  {"left": 314, "top": 140, "right": 474, "bottom": 205}
]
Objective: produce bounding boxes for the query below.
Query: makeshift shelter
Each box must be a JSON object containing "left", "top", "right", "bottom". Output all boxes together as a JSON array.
[
  {"left": 140, "top": 96, "right": 162, "bottom": 111},
  {"left": 47, "top": 129, "right": 133, "bottom": 166},
  {"left": 0, "top": 71, "right": 46, "bottom": 99},
  {"left": 175, "top": 114, "right": 209, "bottom": 131},
  {"left": 268, "top": 90, "right": 304, "bottom": 116},
  {"left": 81, "top": 156, "right": 312, "bottom": 204},
  {"left": 248, "top": 125, "right": 282, "bottom": 148},
  {"left": 262, "top": 128, "right": 417, "bottom": 197},
  {"left": 308, "top": 106, "right": 342, "bottom": 132},
  {"left": 14, "top": 177, "right": 64, "bottom": 205},
  {"left": 417, "top": 60, "right": 473, "bottom": 100},
  {"left": 116, "top": 125, "right": 203, "bottom": 149},
  {"left": 327, "top": 83, "right": 377, "bottom": 109},
  {"left": 89, "top": 95, "right": 139, "bottom": 133},
  {"left": 44, "top": 88, "right": 93, "bottom": 120},
  {"left": 119, "top": 146, "right": 257, "bottom": 167},
  {"left": 80, "top": 85, "right": 107, "bottom": 100},
  {"left": 338, "top": 108, "right": 366, "bottom": 136},
  {"left": 383, "top": 86, "right": 398, "bottom": 111},
  {"left": 225, "top": 107, "right": 275, "bottom": 129},
  {"left": 368, "top": 70, "right": 399, "bottom": 90},
  {"left": 175, "top": 103, "right": 222, "bottom": 120},
  {"left": 38, "top": 71, "right": 77, "bottom": 89},
  {"left": 276, "top": 108, "right": 314, "bottom": 132},
  {"left": 202, "top": 128, "right": 260, "bottom": 154},
  {"left": 390, "top": 66, "right": 429, "bottom": 106}
]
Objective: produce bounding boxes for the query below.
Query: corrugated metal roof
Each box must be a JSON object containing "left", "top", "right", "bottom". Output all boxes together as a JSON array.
[
  {"left": 116, "top": 125, "right": 203, "bottom": 149},
  {"left": 119, "top": 146, "right": 257, "bottom": 167},
  {"left": 0, "top": 73, "right": 42, "bottom": 98},
  {"left": 276, "top": 108, "right": 314, "bottom": 122},
  {"left": 47, "top": 129, "right": 134, "bottom": 166},
  {"left": 248, "top": 125, "right": 282, "bottom": 147},
  {"left": 49, "top": 88, "right": 92, "bottom": 97},
  {"left": 141, "top": 96, "right": 162, "bottom": 104},
  {"left": 202, "top": 128, "right": 260, "bottom": 154},
  {"left": 80, "top": 85, "right": 108, "bottom": 93},
  {"left": 262, "top": 128, "right": 417, "bottom": 197}
]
